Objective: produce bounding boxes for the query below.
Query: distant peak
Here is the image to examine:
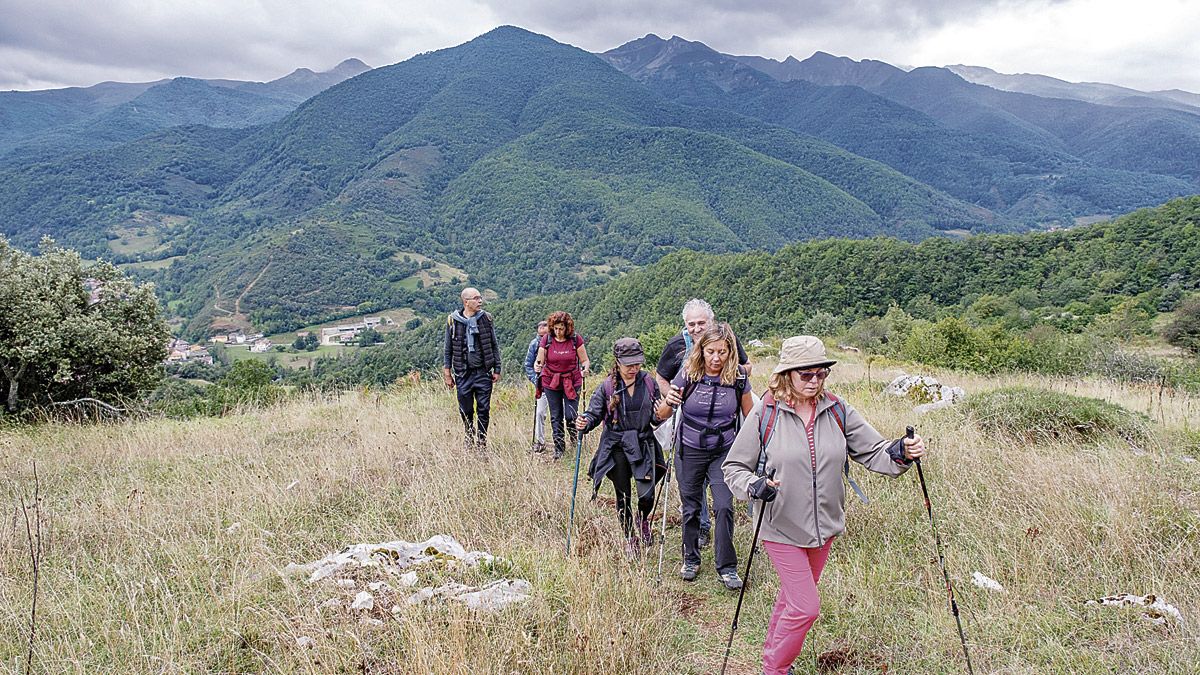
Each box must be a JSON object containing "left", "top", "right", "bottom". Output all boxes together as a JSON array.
[{"left": 335, "top": 58, "right": 369, "bottom": 70}]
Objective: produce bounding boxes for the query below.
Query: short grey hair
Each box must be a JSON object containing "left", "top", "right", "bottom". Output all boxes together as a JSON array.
[{"left": 681, "top": 298, "right": 715, "bottom": 323}]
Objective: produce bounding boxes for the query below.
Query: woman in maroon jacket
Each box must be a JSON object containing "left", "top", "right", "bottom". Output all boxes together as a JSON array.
[{"left": 534, "top": 311, "right": 590, "bottom": 459}]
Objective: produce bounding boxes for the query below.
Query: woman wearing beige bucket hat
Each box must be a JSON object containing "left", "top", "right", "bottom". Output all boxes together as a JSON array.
[{"left": 722, "top": 335, "right": 927, "bottom": 675}]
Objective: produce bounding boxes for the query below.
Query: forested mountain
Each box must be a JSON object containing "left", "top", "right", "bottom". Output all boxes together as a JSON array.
[
  {"left": 313, "top": 196, "right": 1200, "bottom": 386},
  {"left": 946, "top": 65, "right": 1200, "bottom": 113},
  {"left": 0, "top": 59, "right": 369, "bottom": 164},
  {"left": 0, "top": 27, "right": 1005, "bottom": 337},
  {"left": 2, "top": 28, "right": 1198, "bottom": 341},
  {"left": 726, "top": 47, "right": 1200, "bottom": 185},
  {"left": 605, "top": 36, "right": 1197, "bottom": 223}
]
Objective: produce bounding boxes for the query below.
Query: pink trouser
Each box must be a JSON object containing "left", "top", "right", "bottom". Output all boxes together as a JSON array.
[{"left": 761, "top": 537, "right": 835, "bottom": 675}]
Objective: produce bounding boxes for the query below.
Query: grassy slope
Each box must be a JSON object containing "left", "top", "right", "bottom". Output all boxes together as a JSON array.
[{"left": 1, "top": 353, "right": 1197, "bottom": 673}]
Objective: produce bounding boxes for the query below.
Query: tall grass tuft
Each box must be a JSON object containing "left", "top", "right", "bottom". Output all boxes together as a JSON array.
[{"left": 963, "top": 386, "right": 1153, "bottom": 447}]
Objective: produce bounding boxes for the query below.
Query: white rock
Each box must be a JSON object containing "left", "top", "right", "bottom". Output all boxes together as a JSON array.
[
  {"left": 398, "top": 571, "right": 419, "bottom": 587},
  {"left": 361, "top": 618, "right": 384, "bottom": 627},
  {"left": 971, "top": 572, "right": 1005, "bottom": 592},
  {"left": 335, "top": 578, "right": 356, "bottom": 589},
  {"left": 1085, "top": 593, "right": 1184, "bottom": 625},
  {"left": 225, "top": 522, "right": 242, "bottom": 535},
  {"left": 367, "top": 581, "right": 391, "bottom": 592},
  {"left": 289, "top": 535, "right": 497, "bottom": 583},
  {"left": 1182, "top": 456, "right": 1197, "bottom": 464},
  {"left": 295, "top": 636, "right": 315, "bottom": 649},
  {"left": 351, "top": 591, "right": 374, "bottom": 611},
  {"left": 452, "top": 579, "right": 533, "bottom": 611},
  {"left": 319, "top": 597, "right": 342, "bottom": 609}
]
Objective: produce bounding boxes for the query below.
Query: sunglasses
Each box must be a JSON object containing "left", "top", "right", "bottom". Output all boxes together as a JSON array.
[{"left": 791, "top": 368, "right": 831, "bottom": 382}]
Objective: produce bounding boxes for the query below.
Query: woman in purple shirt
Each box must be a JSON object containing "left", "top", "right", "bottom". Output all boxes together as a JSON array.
[{"left": 660, "top": 323, "right": 754, "bottom": 589}]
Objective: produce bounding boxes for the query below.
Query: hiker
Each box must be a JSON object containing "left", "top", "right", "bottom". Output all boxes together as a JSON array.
[
  {"left": 658, "top": 323, "right": 754, "bottom": 589},
  {"left": 442, "top": 287, "right": 501, "bottom": 450},
  {"left": 655, "top": 298, "right": 752, "bottom": 548},
  {"left": 722, "top": 335, "right": 926, "bottom": 675},
  {"left": 534, "top": 311, "right": 590, "bottom": 460},
  {"left": 575, "top": 338, "right": 669, "bottom": 554},
  {"left": 523, "top": 320, "right": 551, "bottom": 452}
]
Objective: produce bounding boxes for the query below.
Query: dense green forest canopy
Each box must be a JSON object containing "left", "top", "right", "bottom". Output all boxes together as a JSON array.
[
  {"left": 4, "top": 27, "right": 1196, "bottom": 340},
  {"left": 311, "top": 196, "right": 1200, "bottom": 386}
]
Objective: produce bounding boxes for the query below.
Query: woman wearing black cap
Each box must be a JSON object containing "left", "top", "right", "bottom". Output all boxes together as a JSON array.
[{"left": 576, "top": 337, "right": 671, "bottom": 555}]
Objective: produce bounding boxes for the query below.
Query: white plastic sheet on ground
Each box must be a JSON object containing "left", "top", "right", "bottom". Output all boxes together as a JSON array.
[
  {"left": 285, "top": 535, "right": 531, "bottom": 613},
  {"left": 1085, "top": 593, "right": 1184, "bottom": 625},
  {"left": 884, "top": 373, "right": 966, "bottom": 414}
]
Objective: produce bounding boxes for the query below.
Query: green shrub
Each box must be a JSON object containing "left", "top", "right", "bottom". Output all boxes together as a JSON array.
[{"left": 964, "top": 386, "right": 1152, "bottom": 446}]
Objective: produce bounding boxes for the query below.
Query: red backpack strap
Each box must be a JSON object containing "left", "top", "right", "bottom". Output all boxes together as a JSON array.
[
  {"left": 825, "top": 392, "right": 847, "bottom": 435},
  {"left": 755, "top": 392, "right": 779, "bottom": 476}
]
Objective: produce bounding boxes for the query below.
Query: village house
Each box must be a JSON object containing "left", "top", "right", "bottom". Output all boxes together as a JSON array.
[
  {"left": 249, "top": 338, "right": 274, "bottom": 353},
  {"left": 165, "top": 338, "right": 214, "bottom": 365},
  {"left": 319, "top": 317, "right": 387, "bottom": 345}
]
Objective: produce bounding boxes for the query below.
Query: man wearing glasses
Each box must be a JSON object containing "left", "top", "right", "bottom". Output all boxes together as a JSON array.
[{"left": 444, "top": 287, "right": 502, "bottom": 450}]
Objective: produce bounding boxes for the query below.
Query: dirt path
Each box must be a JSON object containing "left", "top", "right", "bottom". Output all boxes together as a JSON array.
[{"left": 234, "top": 258, "right": 272, "bottom": 318}]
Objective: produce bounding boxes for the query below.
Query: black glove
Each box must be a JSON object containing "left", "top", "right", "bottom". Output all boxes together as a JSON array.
[{"left": 750, "top": 476, "right": 778, "bottom": 502}]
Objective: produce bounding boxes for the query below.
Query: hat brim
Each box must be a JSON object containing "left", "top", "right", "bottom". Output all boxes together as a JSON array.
[
  {"left": 772, "top": 359, "right": 837, "bottom": 375},
  {"left": 616, "top": 355, "right": 645, "bottom": 366}
]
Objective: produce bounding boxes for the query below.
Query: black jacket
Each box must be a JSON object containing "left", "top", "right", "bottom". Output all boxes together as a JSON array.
[{"left": 581, "top": 372, "right": 665, "bottom": 500}]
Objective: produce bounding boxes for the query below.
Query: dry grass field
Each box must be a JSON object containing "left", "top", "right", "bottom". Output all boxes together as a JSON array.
[{"left": 1, "top": 356, "right": 1197, "bottom": 673}]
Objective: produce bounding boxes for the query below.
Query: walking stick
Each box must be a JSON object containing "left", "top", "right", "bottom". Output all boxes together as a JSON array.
[
  {"left": 565, "top": 381, "right": 587, "bottom": 555},
  {"left": 910, "top": 426, "right": 974, "bottom": 675},
  {"left": 720, "top": 469, "right": 774, "bottom": 675},
  {"left": 655, "top": 407, "right": 679, "bottom": 579},
  {"left": 565, "top": 430, "right": 585, "bottom": 555},
  {"left": 530, "top": 384, "right": 542, "bottom": 453}
]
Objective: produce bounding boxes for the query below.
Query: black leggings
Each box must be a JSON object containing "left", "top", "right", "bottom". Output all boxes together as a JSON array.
[
  {"left": 544, "top": 387, "right": 578, "bottom": 455},
  {"left": 608, "top": 448, "right": 655, "bottom": 537}
]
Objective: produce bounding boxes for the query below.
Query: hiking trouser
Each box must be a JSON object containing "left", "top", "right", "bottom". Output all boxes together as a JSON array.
[
  {"left": 455, "top": 368, "right": 493, "bottom": 446},
  {"left": 699, "top": 479, "right": 711, "bottom": 532},
  {"left": 607, "top": 447, "right": 654, "bottom": 538},
  {"left": 544, "top": 387, "right": 578, "bottom": 455},
  {"left": 761, "top": 538, "right": 835, "bottom": 675},
  {"left": 534, "top": 391, "right": 549, "bottom": 445},
  {"left": 677, "top": 444, "right": 736, "bottom": 572}
]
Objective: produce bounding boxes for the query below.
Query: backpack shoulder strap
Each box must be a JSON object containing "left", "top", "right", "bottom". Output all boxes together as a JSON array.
[
  {"left": 755, "top": 392, "right": 779, "bottom": 476},
  {"left": 825, "top": 392, "right": 847, "bottom": 435},
  {"left": 825, "top": 393, "right": 868, "bottom": 505}
]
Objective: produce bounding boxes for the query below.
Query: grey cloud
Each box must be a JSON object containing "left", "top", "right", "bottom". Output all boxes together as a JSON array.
[{"left": 0, "top": 0, "right": 496, "bottom": 88}]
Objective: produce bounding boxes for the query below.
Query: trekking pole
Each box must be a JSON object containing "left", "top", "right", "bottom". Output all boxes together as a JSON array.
[
  {"left": 910, "top": 426, "right": 974, "bottom": 675},
  {"left": 565, "top": 428, "right": 585, "bottom": 555},
  {"left": 655, "top": 407, "right": 680, "bottom": 579},
  {"left": 530, "top": 385, "right": 541, "bottom": 453},
  {"left": 719, "top": 469, "right": 774, "bottom": 675}
]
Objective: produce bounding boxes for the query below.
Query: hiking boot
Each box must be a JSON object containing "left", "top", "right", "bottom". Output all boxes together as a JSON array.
[
  {"left": 638, "top": 517, "right": 654, "bottom": 547},
  {"left": 532, "top": 441, "right": 546, "bottom": 453},
  {"left": 552, "top": 448, "right": 564, "bottom": 460},
  {"left": 698, "top": 526, "right": 711, "bottom": 548},
  {"left": 718, "top": 569, "right": 743, "bottom": 590},
  {"left": 679, "top": 562, "right": 699, "bottom": 581}
]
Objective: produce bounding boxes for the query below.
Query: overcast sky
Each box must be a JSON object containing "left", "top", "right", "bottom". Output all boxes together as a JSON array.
[{"left": 1, "top": 0, "right": 1196, "bottom": 93}]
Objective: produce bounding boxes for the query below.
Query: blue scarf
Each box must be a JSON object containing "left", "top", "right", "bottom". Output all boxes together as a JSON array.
[{"left": 453, "top": 310, "right": 482, "bottom": 352}]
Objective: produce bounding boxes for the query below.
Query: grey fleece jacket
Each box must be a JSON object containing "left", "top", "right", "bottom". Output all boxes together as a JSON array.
[{"left": 722, "top": 393, "right": 911, "bottom": 548}]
